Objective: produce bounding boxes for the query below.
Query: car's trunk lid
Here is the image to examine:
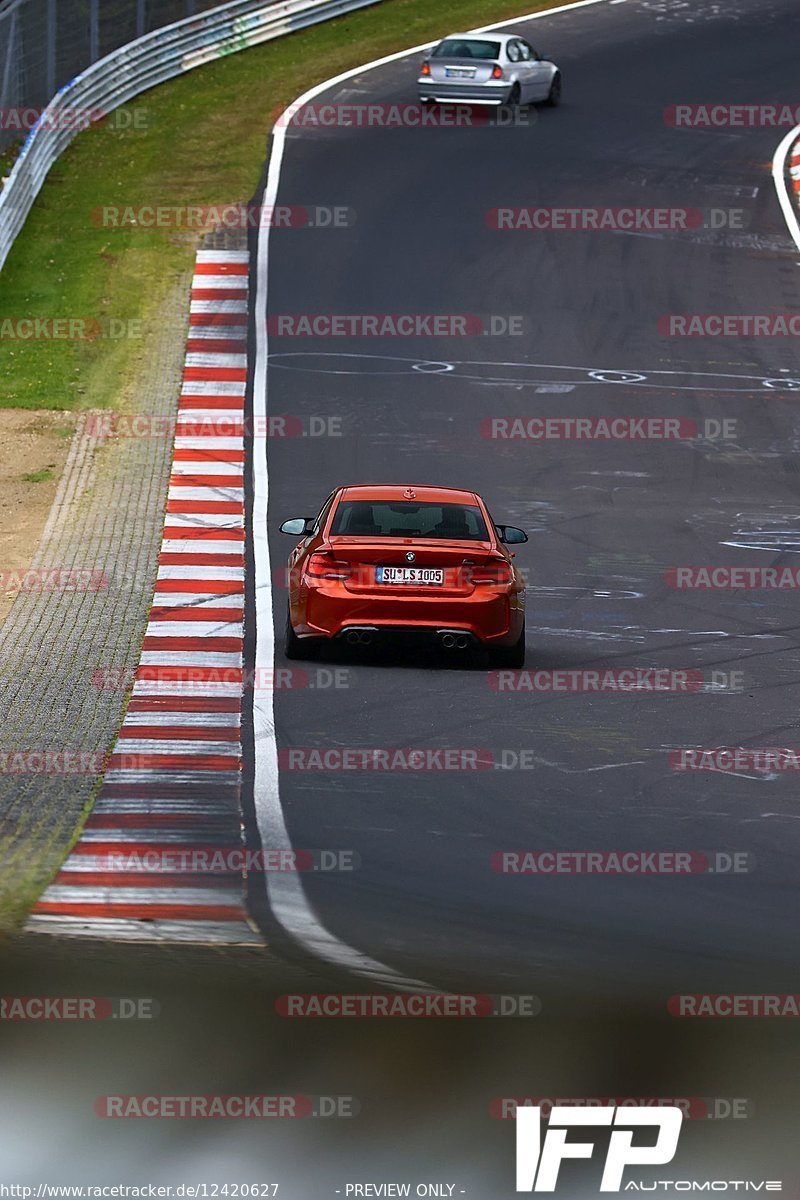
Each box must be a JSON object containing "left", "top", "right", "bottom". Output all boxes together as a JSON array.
[
  {"left": 324, "top": 538, "right": 497, "bottom": 595},
  {"left": 428, "top": 57, "right": 499, "bottom": 84}
]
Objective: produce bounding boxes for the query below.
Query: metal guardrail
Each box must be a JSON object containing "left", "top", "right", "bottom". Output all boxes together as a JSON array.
[
  {"left": 0, "top": 0, "right": 383, "bottom": 272},
  {"left": 0, "top": 0, "right": 228, "bottom": 145}
]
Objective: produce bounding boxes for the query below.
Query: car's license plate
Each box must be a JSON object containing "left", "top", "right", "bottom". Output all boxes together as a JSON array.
[
  {"left": 376, "top": 567, "right": 444, "bottom": 585},
  {"left": 445, "top": 67, "right": 473, "bottom": 77}
]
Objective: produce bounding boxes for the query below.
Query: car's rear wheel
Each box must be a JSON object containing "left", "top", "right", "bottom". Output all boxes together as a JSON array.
[
  {"left": 284, "top": 608, "right": 320, "bottom": 660},
  {"left": 490, "top": 620, "right": 526, "bottom": 669},
  {"left": 545, "top": 72, "right": 561, "bottom": 107},
  {"left": 508, "top": 82, "right": 522, "bottom": 110}
]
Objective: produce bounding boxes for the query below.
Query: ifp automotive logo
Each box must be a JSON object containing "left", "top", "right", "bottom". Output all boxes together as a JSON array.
[{"left": 515, "top": 1105, "right": 683, "bottom": 1192}]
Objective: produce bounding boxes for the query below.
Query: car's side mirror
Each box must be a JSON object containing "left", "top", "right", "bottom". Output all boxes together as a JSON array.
[
  {"left": 497, "top": 525, "right": 528, "bottom": 544},
  {"left": 280, "top": 517, "right": 315, "bottom": 536}
]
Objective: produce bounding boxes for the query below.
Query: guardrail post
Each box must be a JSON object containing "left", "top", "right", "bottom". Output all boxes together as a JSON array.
[
  {"left": 46, "top": 0, "right": 56, "bottom": 99},
  {"left": 90, "top": 0, "right": 100, "bottom": 62},
  {"left": 136, "top": 0, "right": 146, "bottom": 38},
  {"left": 0, "top": 11, "right": 17, "bottom": 113}
]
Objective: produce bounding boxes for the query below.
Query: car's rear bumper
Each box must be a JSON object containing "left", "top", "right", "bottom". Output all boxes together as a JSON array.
[
  {"left": 297, "top": 586, "right": 523, "bottom": 645},
  {"left": 336, "top": 625, "right": 481, "bottom": 649},
  {"left": 417, "top": 80, "right": 511, "bottom": 105}
]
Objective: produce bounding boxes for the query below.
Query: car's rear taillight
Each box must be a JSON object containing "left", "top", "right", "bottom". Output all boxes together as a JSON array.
[
  {"left": 420, "top": 61, "right": 431, "bottom": 76},
  {"left": 471, "top": 560, "right": 512, "bottom": 585},
  {"left": 305, "top": 552, "right": 352, "bottom": 581},
  {"left": 491, "top": 65, "right": 504, "bottom": 79}
]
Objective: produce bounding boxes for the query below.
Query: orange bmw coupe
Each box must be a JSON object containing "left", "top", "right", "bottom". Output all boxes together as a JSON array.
[{"left": 279, "top": 484, "right": 527, "bottom": 666}]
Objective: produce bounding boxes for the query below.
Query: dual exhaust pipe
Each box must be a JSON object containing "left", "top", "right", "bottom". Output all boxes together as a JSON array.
[
  {"left": 439, "top": 631, "right": 470, "bottom": 651},
  {"left": 345, "top": 629, "right": 374, "bottom": 646},
  {"left": 342, "top": 628, "right": 470, "bottom": 650}
]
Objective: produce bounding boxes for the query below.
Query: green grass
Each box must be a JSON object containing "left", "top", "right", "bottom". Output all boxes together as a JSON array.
[
  {"left": 0, "top": 0, "right": 562, "bottom": 412},
  {"left": 0, "top": 138, "right": 23, "bottom": 177},
  {"left": 21, "top": 467, "right": 55, "bottom": 483}
]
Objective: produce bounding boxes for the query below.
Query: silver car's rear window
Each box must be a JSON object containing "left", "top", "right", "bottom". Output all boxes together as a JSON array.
[
  {"left": 331, "top": 501, "right": 489, "bottom": 540},
  {"left": 431, "top": 39, "right": 502, "bottom": 60}
]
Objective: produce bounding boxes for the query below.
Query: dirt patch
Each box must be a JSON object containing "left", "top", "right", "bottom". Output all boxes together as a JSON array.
[{"left": 0, "top": 411, "right": 79, "bottom": 622}]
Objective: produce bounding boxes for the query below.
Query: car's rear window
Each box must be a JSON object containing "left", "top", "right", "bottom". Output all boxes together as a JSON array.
[
  {"left": 432, "top": 39, "right": 501, "bottom": 60},
  {"left": 330, "top": 501, "right": 489, "bottom": 541}
]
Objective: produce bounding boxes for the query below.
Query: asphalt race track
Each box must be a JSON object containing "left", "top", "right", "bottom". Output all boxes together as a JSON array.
[{"left": 244, "top": 0, "right": 800, "bottom": 1001}]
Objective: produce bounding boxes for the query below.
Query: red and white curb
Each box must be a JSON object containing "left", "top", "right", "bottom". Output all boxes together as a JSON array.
[
  {"left": 28, "top": 249, "right": 263, "bottom": 945},
  {"left": 773, "top": 126, "right": 800, "bottom": 252},
  {"left": 790, "top": 141, "right": 800, "bottom": 204}
]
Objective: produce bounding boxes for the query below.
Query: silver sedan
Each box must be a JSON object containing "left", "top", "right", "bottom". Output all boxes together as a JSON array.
[{"left": 418, "top": 31, "right": 561, "bottom": 108}]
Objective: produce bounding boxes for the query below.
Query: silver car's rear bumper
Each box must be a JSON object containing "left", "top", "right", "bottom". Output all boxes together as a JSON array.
[{"left": 418, "top": 80, "right": 510, "bottom": 105}]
